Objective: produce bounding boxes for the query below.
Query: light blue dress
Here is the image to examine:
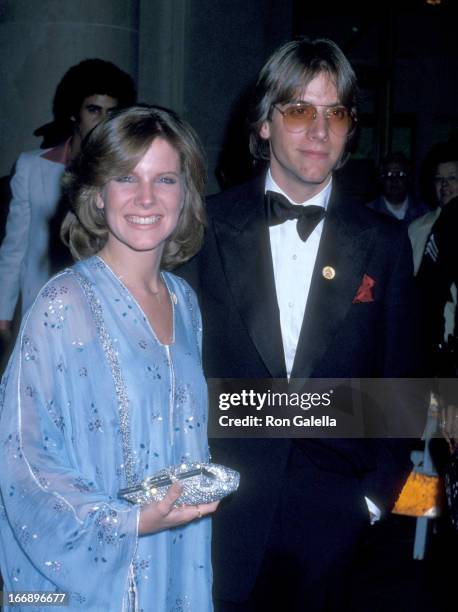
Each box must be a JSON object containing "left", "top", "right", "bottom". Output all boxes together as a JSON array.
[{"left": 0, "top": 256, "right": 213, "bottom": 611}]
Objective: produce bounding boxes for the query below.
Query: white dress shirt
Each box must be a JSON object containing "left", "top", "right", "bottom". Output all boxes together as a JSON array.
[
  {"left": 266, "top": 170, "right": 331, "bottom": 377},
  {"left": 384, "top": 196, "right": 408, "bottom": 220},
  {"left": 266, "top": 170, "right": 380, "bottom": 522}
]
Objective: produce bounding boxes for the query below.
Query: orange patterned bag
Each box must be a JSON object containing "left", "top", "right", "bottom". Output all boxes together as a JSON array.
[{"left": 392, "top": 471, "right": 444, "bottom": 517}]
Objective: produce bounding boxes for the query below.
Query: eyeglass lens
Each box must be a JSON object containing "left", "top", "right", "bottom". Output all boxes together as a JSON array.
[
  {"left": 279, "top": 104, "right": 352, "bottom": 136},
  {"left": 383, "top": 171, "right": 407, "bottom": 179}
]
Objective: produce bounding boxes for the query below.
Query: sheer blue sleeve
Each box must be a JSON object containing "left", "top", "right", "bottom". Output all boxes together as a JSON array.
[{"left": 0, "top": 271, "right": 139, "bottom": 609}]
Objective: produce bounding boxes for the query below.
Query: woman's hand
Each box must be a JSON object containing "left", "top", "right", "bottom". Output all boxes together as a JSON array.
[{"left": 138, "top": 482, "right": 219, "bottom": 535}]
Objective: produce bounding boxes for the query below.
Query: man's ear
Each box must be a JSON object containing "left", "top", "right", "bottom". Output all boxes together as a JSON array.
[{"left": 259, "top": 120, "right": 271, "bottom": 141}]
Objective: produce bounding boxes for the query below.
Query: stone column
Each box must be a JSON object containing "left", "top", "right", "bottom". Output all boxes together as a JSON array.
[
  {"left": 138, "top": 0, "right": 293, "bottom": 193},
  {"left": 138, "top": 0, "right": 187, "bottom": 113}
]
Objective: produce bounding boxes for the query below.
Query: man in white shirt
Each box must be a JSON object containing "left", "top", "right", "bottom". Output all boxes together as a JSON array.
[
  {"left": 180, "top": 37, "right": 419, "bottom": 612},
  {"left": 0, "top": 59, "right": 136, "bottom": 354}
]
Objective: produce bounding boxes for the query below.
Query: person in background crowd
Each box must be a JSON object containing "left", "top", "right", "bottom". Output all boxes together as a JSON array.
[
  {"left": 366, "top": 151, "right": 428, "bottom": 224},
  {"left": 0, "top": 59, "right": 136, "bottom": 351},
  {"left": 408, "top": 143, "right": 458, "bottom": 377},
  {"left": 409, "top": 142, "right": 458, "bottom": 274}
]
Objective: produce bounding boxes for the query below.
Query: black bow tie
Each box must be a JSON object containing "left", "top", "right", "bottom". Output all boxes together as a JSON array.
[{"left": 265, "top": 190, "right": 326, "bottom": 242}]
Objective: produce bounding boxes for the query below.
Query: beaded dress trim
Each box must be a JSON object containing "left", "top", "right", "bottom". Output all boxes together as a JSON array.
[{"left": 72, "top": 269, "right": 137, "bottom": 487}]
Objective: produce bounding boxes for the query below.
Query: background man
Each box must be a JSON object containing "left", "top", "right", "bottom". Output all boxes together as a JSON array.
[
  {"left": 0, "top": 59, "right": 136, "bottom": 354},
  {"left": 181, "top": 37, "right": 419, "bottom": 611},
  {"left": 366, "top": 151, "right": 427, "bottom": 224}
]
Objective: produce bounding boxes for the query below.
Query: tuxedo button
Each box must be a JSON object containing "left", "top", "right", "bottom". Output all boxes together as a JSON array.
[
  {"left": 288, "top": 302, "right": 293, "bottom": 308},
  {"left": 322, "top": 266, "right": 336, "bottom": 280}
]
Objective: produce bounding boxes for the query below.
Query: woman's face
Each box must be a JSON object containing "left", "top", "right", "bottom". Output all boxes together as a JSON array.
[
  {"left": 97, "top": 137, "right": 184, "bottom": 258},
  {"left": 434, "top": 161, "right": 458, "bottom": 207}
]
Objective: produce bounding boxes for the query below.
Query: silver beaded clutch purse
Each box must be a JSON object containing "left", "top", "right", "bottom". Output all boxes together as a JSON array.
[{"left": 118, "top": 462, "right": 240, "bottom": 506}]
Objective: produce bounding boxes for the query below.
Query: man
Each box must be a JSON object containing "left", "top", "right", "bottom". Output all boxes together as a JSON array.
[
  {"left": 181, "top": 38, "right": 418, "bottom": 611},
  {"left": 366, "top": 151, "right": 427, "bottom": 224},
  {"left": 0, "top": 59, "right": 136, "bottom": 349}
]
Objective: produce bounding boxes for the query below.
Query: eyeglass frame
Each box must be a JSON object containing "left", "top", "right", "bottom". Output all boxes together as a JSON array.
[
  {"left": 434, "top": 174, "right": 458, "bottom": 185},
  {"left": 272, "top": 101, "right": 357, "bottom": 136}
]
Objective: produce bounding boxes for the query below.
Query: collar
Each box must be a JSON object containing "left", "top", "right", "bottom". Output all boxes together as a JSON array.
[
  {"left": 265, "top": 169, "right": 332, "bottom": 210},
  {"left": 383, "top": 196, "right": 408, "bottom": 219},
  {"left": 40, "top": 139, "right": 72, "bottom": 166}
]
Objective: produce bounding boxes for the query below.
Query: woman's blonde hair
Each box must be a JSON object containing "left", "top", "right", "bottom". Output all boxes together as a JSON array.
[{"left": 61, "top": 105, "right": 206, "bottom": 269}]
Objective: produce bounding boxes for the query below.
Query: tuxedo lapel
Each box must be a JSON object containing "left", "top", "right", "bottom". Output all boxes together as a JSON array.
[
  {"left": 212, "top": 186, "right": 287, "bottom": 378},
  {"left": 291, "top": 190, "right": 377, "bottom": 379}
]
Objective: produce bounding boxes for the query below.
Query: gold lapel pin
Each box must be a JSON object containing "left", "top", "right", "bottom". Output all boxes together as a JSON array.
[{"left": 322, "top": 266, "right": 336, "bottom": 280}]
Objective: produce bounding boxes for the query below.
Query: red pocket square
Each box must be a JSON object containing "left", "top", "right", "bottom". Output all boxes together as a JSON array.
[{"left": 352, "top": 274, "right": 375, "bottom": 303}]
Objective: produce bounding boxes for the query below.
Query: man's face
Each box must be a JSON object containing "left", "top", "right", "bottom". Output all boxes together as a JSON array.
[
  {"left": 260, "top": 72, "right": 348, "bottom": 203},
  {"left": 381, "top": 161, "right": 409, "bottom": 205},
  {"left": 75, "top": 94, "right": 119, "bottom": 141},
  {"left": 435, "top": 161, "right": 458, "bottom": 207}
]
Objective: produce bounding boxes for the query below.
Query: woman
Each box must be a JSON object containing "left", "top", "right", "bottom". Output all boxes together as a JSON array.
[{"left": 0, "top": 106, "right": 218, "bottom": 610}]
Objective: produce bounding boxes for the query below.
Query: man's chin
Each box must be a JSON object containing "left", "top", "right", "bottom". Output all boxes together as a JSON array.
[{"left": 297, "top": 172, "right": 332, "bottom": 188}]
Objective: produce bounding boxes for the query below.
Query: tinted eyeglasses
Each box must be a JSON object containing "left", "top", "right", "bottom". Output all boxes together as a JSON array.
[{"left": 273, "top": 102, "right": 356, "bottom": 137}]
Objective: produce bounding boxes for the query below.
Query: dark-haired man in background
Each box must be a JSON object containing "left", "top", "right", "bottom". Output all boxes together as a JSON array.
[
  {"left": 0, "top": 59, "right": 136, "bottom": 351},
  {"left": 181, "top": 37, "right": 419, "bottom": 611}
]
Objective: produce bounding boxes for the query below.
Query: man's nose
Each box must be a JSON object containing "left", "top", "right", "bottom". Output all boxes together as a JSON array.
[{"left": 306, "top": 110, "right": 329, "bottom": 140}]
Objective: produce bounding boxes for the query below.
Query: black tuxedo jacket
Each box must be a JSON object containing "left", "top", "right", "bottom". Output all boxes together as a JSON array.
[{"left": 179, "top": 177, "right": 421, "bottom": 600}]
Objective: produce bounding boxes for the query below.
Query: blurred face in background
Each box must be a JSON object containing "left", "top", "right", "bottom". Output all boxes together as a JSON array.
[
  {"left": 381, "top": 161, "right": 409, "bottom": 206},
  {"left": 75, "top": 94, "right": 119, "bottom": 141},
  {"left": 434, "top": 161, "right": 458, "bottom": 207}
]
